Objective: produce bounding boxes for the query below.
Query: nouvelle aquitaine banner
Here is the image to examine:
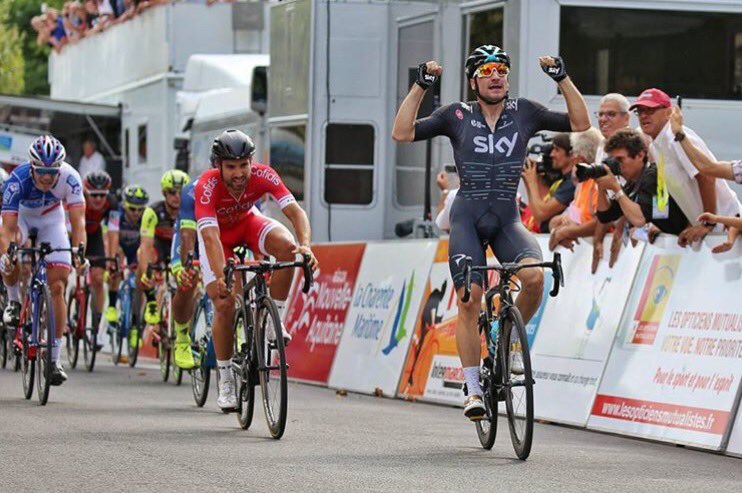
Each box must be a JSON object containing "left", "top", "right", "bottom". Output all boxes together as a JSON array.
[
  {"left": 529, "top": 236, "right": 644, "bottom": 426},
  {"left": 588, "top": 237, "right": 742, "bottom": 449},
  {"left": 328, "top": 240, "right": 437, "bottom": 396},
  {"left": 283, "top": 243, "right": 365, "bottom": 384}
]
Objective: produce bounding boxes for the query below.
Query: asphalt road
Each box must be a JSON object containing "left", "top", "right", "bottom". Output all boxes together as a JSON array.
[{"left": 0, "top": 359, "right": 740, "bottom": 493}]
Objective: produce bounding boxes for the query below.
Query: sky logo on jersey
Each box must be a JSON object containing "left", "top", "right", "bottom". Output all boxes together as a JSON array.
[{"left": 473, "top": 132, "right": 518, "bottom": 157}]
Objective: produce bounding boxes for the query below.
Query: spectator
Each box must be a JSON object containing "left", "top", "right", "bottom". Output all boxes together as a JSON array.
[
  {"left": 595, "top": 128, "right": 690, "bottom": 241},
  {"left": 548, "top": 127, "right": 603, "bottom": 250},
  {"left": 434, "top": 170, "right": 458, "bottom": 233},
  {"left": 632, "top": 88, "right": 741, "bottom": 247},
  {"left": 522, "top": 133, "right": 576, "bottom": 233},
  {"left": 79, "top": 139, "right": 107, "bottom": 177},
  {"left": 591, "top": 93, "right": 632, "bottom": 272},
  {"left": 45, "top": 9, "right": 68, "bottom": 53},
  {"left": 670, "top": 107, "right": 742, "bottom": 185}
]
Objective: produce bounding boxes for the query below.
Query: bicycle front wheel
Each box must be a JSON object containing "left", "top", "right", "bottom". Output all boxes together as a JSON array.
[
  {"left": 501, "top": 307, "right": 534, "bottom": 460},
  {"left": 36, "top": 286, "right": 54, "bottom": 406},
  {"left": 256, "top": 297, "right": 288, "bottom": 439},
  {"left": 66, "top": 291, "right": 80, "bottom": 369}
]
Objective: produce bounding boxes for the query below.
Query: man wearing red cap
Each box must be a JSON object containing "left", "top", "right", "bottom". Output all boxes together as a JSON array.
[{"left": 631, "top": 88, "right": 741, "bottom": 247}]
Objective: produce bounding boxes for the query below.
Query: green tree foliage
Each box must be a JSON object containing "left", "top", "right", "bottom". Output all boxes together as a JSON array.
[
  {"left": 0, "top": 1, "right": 25, "bottom": 94},
  {"left": 4, "top": 0, "right": 65, "bottom": 95}
]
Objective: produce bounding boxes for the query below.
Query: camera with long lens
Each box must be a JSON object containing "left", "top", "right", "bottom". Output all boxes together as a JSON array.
[
  {"left": 527, "top": 135, "right": 562, "bottom": 185},
  {"left": 575, "top": 156, "right": 622, "bottom": 182}
]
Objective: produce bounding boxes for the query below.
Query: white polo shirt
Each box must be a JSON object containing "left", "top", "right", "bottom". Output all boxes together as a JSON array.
[{"left": 646, "top": 122, "right": 741, "bottom": 223}]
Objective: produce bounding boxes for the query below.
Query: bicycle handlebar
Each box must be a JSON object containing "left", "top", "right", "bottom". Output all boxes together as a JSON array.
[
  {"left": 461, "top": 252, "right": 564, "bottom": 303},
  {"left": 223, "top": 254, "right": 314, "bottom": 294}
]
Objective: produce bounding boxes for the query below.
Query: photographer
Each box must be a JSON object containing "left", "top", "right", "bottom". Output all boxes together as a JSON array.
[
  {"left": 592, "top": 128, "right": 690, "bottom": 242},
  {"left": 522, "top": 133, "right": 576, "bottom": 233}
]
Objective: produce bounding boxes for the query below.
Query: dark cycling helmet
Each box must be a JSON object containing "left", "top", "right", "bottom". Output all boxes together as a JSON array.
[
  {"left": 29, "top": 135, "right": 66, "bottom": 168},
  {"left": 210, "top": 129, "right": 256, "bottom": 166},
  {"left": 83, "top": 170, "right": 112, "bottom": 192},
  {"left": 123, "top": 184, "right": 149, "bottom": 207},
  {"left": 465, "top": 45, "right": 511, "bottom": 80}
]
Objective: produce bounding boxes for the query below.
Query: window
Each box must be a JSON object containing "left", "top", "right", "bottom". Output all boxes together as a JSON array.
[
  {"left": 124, "top": 128, "right": 130, "bottom": 168},
  {"left": 269, "top": 124, "right": 305, "bottom": 201},
  {"left": 395, "top": 20, "right": 434, "bottom": 206},
  {"left": 137, "top": 124, "right": 147, "bottom": 165},
  {"left": 561, "top": 7, "right": 742, "bottom": 99},
  {"left": 462, "top": 8, "right": 504, "bottom": 100},
  {"left": 324, "top": 124, "right": 374, "bottom": 205}
]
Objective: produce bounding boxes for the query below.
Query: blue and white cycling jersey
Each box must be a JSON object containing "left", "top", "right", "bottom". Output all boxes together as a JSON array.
[
  {"left": 1, "top": 162, "right": 84, "bottom": 218},
  {"left": 1, "top": 162, "right": 84, "bottom": 267}
]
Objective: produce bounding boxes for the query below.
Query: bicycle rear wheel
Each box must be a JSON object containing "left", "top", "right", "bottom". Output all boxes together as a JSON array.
[
  {"left": 235, "top": 301, "right": 255, "bottom": 429},
  {"left": 256, "top": 297, "right": 288, "bottom": 439},
  {"left": 0, "top": 329, "right": 6, "bottom": 369},
  {"left": 190, "top": 302, "right": 211, "bottom": 407},
  {"left": 21, "top": 327, "right": 35, "bottom": 400},
  {"left": 476, "top": 356, "right": 498, "bottom": 449},
  {"left": 66, "top": 291, "right": 80, "bottom": 369},
  {"left": 83, "top": 294, "right": 97, "bottom": 372},
  {"left": 158, "top": 298, "right": 171, "bottom": 382},
  {"left": 36, "top": 287, "right": 54, "bottom": 406},
  {"left": 502, "top": 307, "right": 534, "bottom": 460}
]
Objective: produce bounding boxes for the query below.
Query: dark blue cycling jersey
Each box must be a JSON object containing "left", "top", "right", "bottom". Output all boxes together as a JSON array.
[{"left": 414, "top": 98, "right": 572, "bottom": 287}]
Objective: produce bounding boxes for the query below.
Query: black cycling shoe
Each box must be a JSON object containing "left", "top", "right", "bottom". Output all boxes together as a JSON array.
[{"left": 50, "top": 362, "right": 68, "bottom": 386}]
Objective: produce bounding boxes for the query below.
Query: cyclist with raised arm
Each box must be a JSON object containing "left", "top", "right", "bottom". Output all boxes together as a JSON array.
[
  {"left": 82, "top": 171, "right": 120, "bottom": 348},
  {"left": 0, "top": 136, "right": 88, "bottom": 385},
  {"left": 194, "top": 129, "right": 318, "bottom": 411},
  {"left": 392, "top": 46, "right": 590, "bottom": 420},
  {"left": 135, "top": 170, "right": 189, "bottom": 348}
]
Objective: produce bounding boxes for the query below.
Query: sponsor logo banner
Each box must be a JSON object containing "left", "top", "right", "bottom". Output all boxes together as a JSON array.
[
  {"left": 529, "top": 236, "right": 644, "bottom": 426},
  {"left": 328, "top": 240, "right": 437, "bottom": 396},
  {"left": 283, "top": 243, "right": 365, "bottom": 384},
  {"left": 588, "top": 237, "right": 742, "bottom": 449}
]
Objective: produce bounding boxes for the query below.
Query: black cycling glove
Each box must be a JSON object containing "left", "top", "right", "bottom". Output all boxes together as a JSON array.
[
  {"left": 415, "top": 63, "right": 438, "bottom": 90},
  {"left": 542, "top": 56, "right": 568, "bottom": 83}
]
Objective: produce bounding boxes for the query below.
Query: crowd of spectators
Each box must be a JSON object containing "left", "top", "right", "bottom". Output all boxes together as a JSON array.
[
  {"left": 32, "top": 0, "right": 170, "bottom": 53},
  {"left": 436, "top": 87, "right": 742, "bottom": 268}
]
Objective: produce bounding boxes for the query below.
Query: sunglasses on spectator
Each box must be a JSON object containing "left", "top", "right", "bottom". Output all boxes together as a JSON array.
[
  {"left": 595, "top": 110, "right": 627, "bottom": 118},
  {"left": 31, "top": 164, "right": 61, "bottom": 176},
  {"left": 633, "top": 107, "right": 663, "bottom": 116},
  {"left": 475, "top": 62, "right": 510, "bottom": 78}
]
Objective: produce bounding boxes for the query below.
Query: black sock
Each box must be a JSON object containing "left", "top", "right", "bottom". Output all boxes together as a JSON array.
[
  {"left": 145, "top": 289, "right": 155, "bottom": 303},
  {"left": 109, "top": 290, "right": 118, "bottom": 306}
]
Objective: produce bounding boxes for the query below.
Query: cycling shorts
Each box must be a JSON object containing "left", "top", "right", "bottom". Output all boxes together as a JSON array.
[
  {"left": 17, "top": 209, "right": 72, "bottom": 269},
  {"left": 197, "top": 211, "right": 281, "bottom": 287},
  {"left": 86, "top": 229, "right": 107, "bottom": 268},
  {"left": 448, "top": 196, "right": 542, "bottom": 289}
]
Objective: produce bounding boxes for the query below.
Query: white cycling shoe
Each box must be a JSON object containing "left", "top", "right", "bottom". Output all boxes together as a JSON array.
[{"left": 217, "top": 375, "right": 238, "bottom": 411}]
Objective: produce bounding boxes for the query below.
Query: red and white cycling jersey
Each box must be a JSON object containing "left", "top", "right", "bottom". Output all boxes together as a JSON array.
[{"left": 194, "top": 164, "right": 295, "bottom": 232}]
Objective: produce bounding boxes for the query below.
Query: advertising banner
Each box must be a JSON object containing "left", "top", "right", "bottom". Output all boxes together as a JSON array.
[
  {"left": 397, "top": 240, "right": 465, "bottom": 405},
  {"left": 328, "top": 240, "right": 437, "bottom": 396},
  {"left": 283, "top": 243, "right": 366, "bottom": 384},
  {"left": 588, "top": 237, "right": 742, "bottom": 449},
  {"left": 529, "top": 237, "right": 644, "bottom": 426}
]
